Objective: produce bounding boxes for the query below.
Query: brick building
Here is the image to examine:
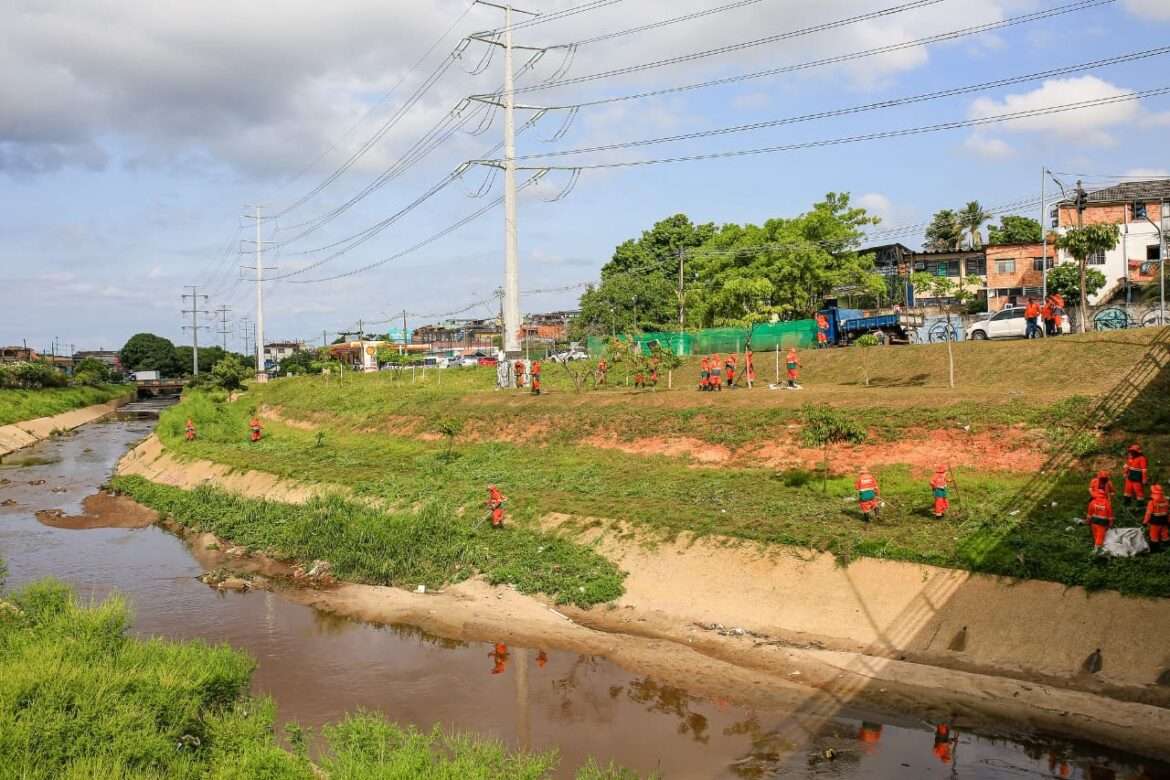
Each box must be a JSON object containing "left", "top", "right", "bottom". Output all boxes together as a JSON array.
[{"left": 983, "top": 244, "right": 1054, "bottom": 311}]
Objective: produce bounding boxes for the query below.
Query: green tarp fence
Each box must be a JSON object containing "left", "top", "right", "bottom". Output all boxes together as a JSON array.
[{"left": 587, "top": 320, "right": 817, "bottom": 357}]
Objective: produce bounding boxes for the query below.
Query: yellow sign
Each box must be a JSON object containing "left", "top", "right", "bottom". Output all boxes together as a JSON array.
[{"left": 366, "top": 346, "right": 376, "bottom": 356}]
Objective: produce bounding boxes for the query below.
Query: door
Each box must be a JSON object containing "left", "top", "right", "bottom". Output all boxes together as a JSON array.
[{"left": 988, "top": 308, "right": 1025, "bottom": 338}]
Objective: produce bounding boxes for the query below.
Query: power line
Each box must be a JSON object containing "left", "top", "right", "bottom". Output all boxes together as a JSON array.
[
  {"left": 269, "top": 1, "right": 478, "bottom": 202},
  {"left": 287, "top": 171, "right": 548, "bottom": 284},
  {"left": 508, "top": 0, "right": 956, "bottom": 95},
  {"left": 566, "top": 0, "right": 768, "bottom": 47},
  {"left": 487, "top": 87, "right": 1170, "bottom": 171},
  {"left": 487, "top": 0, "right": 624, "bottom": 34},
  {"left": 507, "top": 46, "right": 1170, "bottom": 161},
  {"left": 514, "top": 0, "right": 1115, "bottom": 111}
]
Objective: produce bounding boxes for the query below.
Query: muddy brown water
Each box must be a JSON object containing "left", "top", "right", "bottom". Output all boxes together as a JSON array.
[{"left": 1, "top": 417, "right": 1168, "bottom": 779}]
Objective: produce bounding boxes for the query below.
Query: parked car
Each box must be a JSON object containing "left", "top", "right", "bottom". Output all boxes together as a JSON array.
[
  {"left": 477, "top": 356, "right": 498, "bottom": 367},
  {"left": 968, "top": 305, "right": 1070, "bottom": 340},
  {"left": 549, "top": 349, "right": 588, "bottom": 363}
]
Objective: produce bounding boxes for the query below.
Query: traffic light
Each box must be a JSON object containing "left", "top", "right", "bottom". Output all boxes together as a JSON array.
[{"left": 1134, "top": 202, "right": 1148, "bottom": 220}]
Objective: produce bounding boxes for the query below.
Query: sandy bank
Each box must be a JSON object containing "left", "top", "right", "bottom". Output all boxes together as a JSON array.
[
  {"left": 118, "top": 435, "right": 1170, "bottom": 760},
  {"left": 36, "top": 491, "right": 158, "bottom": 530},
  {"left": 0, "top": 397, "right": 129, "bottom": 459}
]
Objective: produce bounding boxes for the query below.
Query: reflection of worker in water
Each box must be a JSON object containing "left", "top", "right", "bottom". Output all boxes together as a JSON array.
[
  {"left": 932, "top": 723, "right": 954, "bottom": 764},
  {"left": 535, "top": 650, "right": 548, "bottom": 669},
  {"left": 489, "top": 643, "right": 509, "bottom": 675},
  {"left": 857, "top": 721, "right": 883, "bottom": 753},
  {"left": 1047, "top": 753, "right": 1072, "bottom": 778}
]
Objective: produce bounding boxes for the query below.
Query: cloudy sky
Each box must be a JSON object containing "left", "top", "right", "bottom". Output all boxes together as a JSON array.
[{"left": 2, "top": 0, "right": 1167, "bottom": 353}]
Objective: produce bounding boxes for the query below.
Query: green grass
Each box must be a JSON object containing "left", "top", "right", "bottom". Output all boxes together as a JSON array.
[
  {"left": 111, "top": 476, "right": 625, "bottom": 608},
  {"left": 154, "top": 371, "right": 1170, "bottom": 597},
  {"left": 0, "top": 580, "right": 642, "bottom": 779},
  {"left": 0, "top": 384, "right": 130, "bottom": 426}
]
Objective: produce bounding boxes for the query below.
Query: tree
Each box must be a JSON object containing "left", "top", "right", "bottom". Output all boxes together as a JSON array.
[
  {"left": 911, "top": 272, "right": 976, "bottom": 389},
  {"left": 279, "top": 350, "right": 316, "bottom": 376},
  {"left": 853, "top": 333, "right": 879, "bottom": 387},
  {"left": 73, "top": 357, "right": 111, "bottom": 385},
  {"left": 573, "top": 214, "right": 716, "bottom": 336},
  {"left": 1054, "top": 224, "right": 1121, "bottom": 333},
  {"left": 1045, "top": 262, "right": 1107, "bottom": 309},
  {"left": 120, "top": 333, "right": 181, "bottom": 376},
  {"left": 687, "top": 193, "right": 882, "bottom": 323},
  {"left": 209, "top": 354, "right": 250, "bottom": 391},
  {"left": 987, "top": 215, "right": 1042, "bottom": 245},
  {"left": 924, "top": 210, "right": 964, "bottom": 252},
  {"left": 174, "top": 345, "right": 234, "bottom": 376},
  {"left": 958, "top": 201, "right": 991, "bottom": 249}
]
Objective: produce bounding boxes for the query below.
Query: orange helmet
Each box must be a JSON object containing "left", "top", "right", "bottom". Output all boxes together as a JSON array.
[
  {"left": 935, "top": 465, "right": 947, "bottom": 474},
  {"left": 1096, "top": 469, "right": 1110, "bottom": 479},
  {"left": 1128, "top": 444, "right": 1142, "bottom": 454},
  {"left": 1153, "top": 485, "right": 1165, "bottom": 498}
]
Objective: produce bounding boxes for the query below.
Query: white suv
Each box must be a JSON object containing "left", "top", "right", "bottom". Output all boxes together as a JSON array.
[{"left": 968, "top": 306, "right": 1070, "bottom": 340}]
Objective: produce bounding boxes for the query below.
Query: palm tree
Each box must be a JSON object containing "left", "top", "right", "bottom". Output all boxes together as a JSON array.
[
  {"left": 959, "top": 201, "right": 991, "bottom": 250},
  {"left": 924, "top": 210, "right": 964, "bottom": 252}
]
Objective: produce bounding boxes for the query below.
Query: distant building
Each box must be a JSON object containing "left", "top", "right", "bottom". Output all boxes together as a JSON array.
[
  {"left": 0, "top": 346, "right": 39, "bottom": 364},
  {"left": 521, "top": 310, "right": 577, "bottom": 346},
  {"left": 414, "top": 319, "right": 500, "bottom": 356},
  {"left": 1051, "top": 179, "right": 1170, "bottom": 304},
  {"left": 263, "top": 341, "right": 304, "bottom": 367},
  {"left": 983, "top": 244, "right": 1053, "bottom": 311},
  {"left": 73, "top": 350, "right": 122, "bottom": 372}
]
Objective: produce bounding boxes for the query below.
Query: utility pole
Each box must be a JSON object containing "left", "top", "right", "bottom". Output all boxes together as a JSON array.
[
  {"left": 1075, "top": 179, "right": 1088, "bottom": 333},
  {"left": 400, "top": 310, "right": 408, "bottom": 356},
  {"left": 181, "top": 285, "right": 210, "bottom": 376},
  {"left": 1040, "top": 167, "right": 1047, "bottom": 300},
  {"left": 239, "top": 316, "right": 252, "bottom": 362},
  {"left": 677, "top": 248, "right": 686, "bottom": 330},
  {"left": 470, "top": 1, "right": 543, "bottom": 358},
  {"left": 215, "top": 305, "right": 233, "bottom": 351},
  {"left": 242, "top": 206, "right": 277, "bottom": 381}
]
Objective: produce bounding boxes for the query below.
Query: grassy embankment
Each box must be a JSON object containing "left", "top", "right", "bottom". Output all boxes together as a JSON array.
[
  {"left": 0, "top": 577, "right": 639, "bottom": 779},
  {"left": 0, "top": 384, "right": 130, "bottom": 426},
  {"left": 137, "top": 331, "right": 1170, "bottom": 597}
]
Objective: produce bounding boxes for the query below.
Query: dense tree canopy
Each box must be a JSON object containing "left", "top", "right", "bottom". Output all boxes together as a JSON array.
[
  {"left": 987, "top": 215, "right": 1043, "bottom": 245},
  {"left": 573, "top": 195, "right": 884, "bottom": 334},
  {"left": 924, "top": 209, "right": 964, "bottom": 252},
  {"left": 119, "top": 333, "right": 181, "bottom": 376}
]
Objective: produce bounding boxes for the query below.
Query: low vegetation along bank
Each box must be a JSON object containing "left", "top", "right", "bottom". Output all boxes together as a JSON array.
[
  {"left": 154, "top": 326, "right": 1170, "bottom": 598},
  {"left": 0, "top": 576, "right": 638, "bottom": 779},
  {"left": 0, "top": 384, "right": 129, "bottom": 427},
  {"left": 112, "top": 476, "right": 624, "bottom": 608}
]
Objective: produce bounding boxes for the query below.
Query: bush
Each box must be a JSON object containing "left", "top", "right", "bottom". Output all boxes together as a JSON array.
[
  {"left": 73, "top": 357, "right": 111, "bottom": 384},
  {"left": 0, "top": 361, "right": 67, "bottom": 389}
]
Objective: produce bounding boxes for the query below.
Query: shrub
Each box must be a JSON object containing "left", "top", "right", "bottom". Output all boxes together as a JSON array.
[{"left": 0, "top": 361, "right": 68, "bottom": 390}]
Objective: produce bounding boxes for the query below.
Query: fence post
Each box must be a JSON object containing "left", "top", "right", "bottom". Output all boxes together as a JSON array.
[{"left": 775, "top": 344, "right": 780, "bottom": 385}]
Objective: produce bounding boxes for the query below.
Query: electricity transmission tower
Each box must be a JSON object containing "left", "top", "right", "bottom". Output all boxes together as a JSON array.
[
  {"left": 241, "top": 206, "right": 278, "bottom": 380},
  {"left": 181, "top": 285, "right": 210, "bottom": 376},
  {"left": 215, "top": 305, "right": 233, "bottom": 350}
]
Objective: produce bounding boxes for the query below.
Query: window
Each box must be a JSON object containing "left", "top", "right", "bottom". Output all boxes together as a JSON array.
[
  {"left": 1032, "top": 257, "right": 1053, "bottom": 271},
  {"left": 965, "top": 258, "right": 986, "bottom": 275},
  {"left": 996, "top": 259, "right": 1016, "bottom": 274},
  {"left": 1087, "top": 249, "right": 1106, "bottom": 266},
  {"left": 1149, "top": 245, "right": 1162, "bottom": 261}
]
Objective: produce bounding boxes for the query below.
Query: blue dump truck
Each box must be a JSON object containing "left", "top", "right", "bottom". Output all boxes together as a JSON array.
[{"left": 817, "top": 300, "right": 927, "bottom": 345}]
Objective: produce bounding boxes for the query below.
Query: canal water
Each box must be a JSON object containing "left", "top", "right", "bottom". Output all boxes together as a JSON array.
[{"left": 0, "top": 416, "right": 1166, "bottom": 779}]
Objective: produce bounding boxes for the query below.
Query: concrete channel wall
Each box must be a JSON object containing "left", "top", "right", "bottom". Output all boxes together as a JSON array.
[{"left": 0, "top": 397, "right": 131, "bottom": 458}]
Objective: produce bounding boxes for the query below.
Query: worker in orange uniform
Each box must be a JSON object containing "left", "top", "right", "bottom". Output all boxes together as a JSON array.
[
  {"left": 490, "top": 643, "right": 509, "bottom": 675},
  {"left": 744, "top": 347, "right": 755, "bottom": 389},
  {"left": 1144, "top": 485, "right": 1169, "bottom": 551},
  {"left": 634, "top": 367, "right": 645, "bottom": 389},
  {"left": 1049, "top": 292, "right": 1066, "bottom": 336},
  {"left": 698, "top": 357, "right": 709, "bottom": 391},
  {"left": 856, "top": 721, "right": 883, "bottom": 754},
  {"left": 816, "top": 312, "right": 830, "bottom": 348},
  {"left": 185, "top": 418, "right": 197, "bottom": 442},
  {"left": 856, "top": 469, "right": 880, "bottom": 523},
  {"left": 709, "top": 354, "right": 722, "bottom": 391},
  {"left": 536, "top": 650, "right": 548, "bottom": 669},
  {"left": 514, "top": 359, "right": 526, "bottom": 388},
  {"left": 1024, "top": 297, "right": 1042, "bottom": 339},
  {"left": 649, "top": 359, "right": 660, "bottom": 388},
  {"left": 1123, "top": 443, "right": 1148, "bottom": 507},
  {"left": 1086, "top": 487, "right": 1114, "bottom": 550},
  {"left": 725, "top": 354, "right": 736, "bottom": 388},
  {"left": 785, "top": 348, "right": 801, "bottom": 389},
  {"left": 530, "top": 360, "right": 542, "bottom": 395},
  {"left": 932, "top": 723, "right": 954, "bottom": 764},
  {"left": 930, "top": 465, "right": 950, "bottom": 519},
  {"left": 249, "top": 417, "right": 262, "bottom": 442},
  {"left": 487, "top": 485, "right": 507, "bottom": 529},
  {"left": 1041, "top": 298, "right": 1055, "bottom": 337},
  {"left": 1089, "top": 469, "right": 1115, "bottom": 500},
  {"left": 596, "top": 358, "right": 608, "bottom": 386}
]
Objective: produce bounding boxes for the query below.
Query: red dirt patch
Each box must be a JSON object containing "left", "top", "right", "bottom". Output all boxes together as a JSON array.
[
  {"left": 746, "top": 427, "right": 1048, "bottom": 475},
  {"left": 583, "top": 434, "right": 733, "bottom": 464}
]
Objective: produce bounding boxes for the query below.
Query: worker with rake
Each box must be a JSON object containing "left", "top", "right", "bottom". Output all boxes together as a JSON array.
[
  {"left": 930, "top": 465, "right": 950, "bottom": 519},
  {"left": 486, "top": 484, "right": 507, "bottom": 529},
  {"left": 1145, "top": 485, "right": 1169, "bottom": 551},
  {"left": 855, "top": 468, "right": 880, "bottom": 523},
  {"left": 249, "top": 416, "right": 262, "bottom": 443},
  {"left": 185, "top": 418, "right": 197, "bottom": 442}
]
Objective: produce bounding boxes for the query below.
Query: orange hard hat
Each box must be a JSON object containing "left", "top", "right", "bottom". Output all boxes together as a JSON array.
[
  {"left": 1097, "top": 469, "right": 1110, "bottom": 479},
  {"left": 935, "top": 464, "right": 947, "bottom": 473},
  {"left": 1153, "top": 485, "right": 1165, "bottom": 497},
  {"left": 1129, "top": 443, "right": 1142, "bottom": 453}
]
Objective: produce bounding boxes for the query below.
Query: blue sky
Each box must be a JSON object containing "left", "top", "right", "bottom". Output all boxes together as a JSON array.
[{"left": 1, "top": 0, "right": 1167, "bottom": 353}]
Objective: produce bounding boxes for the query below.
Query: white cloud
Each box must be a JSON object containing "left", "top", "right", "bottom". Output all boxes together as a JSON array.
[
  {"left": 731, "top": 92, "right": 771, "bottom": 111},
  {"left": 967, "top": 76, "right": 1140, "bottom": 146},
  {"left": 0, "top": 0, "right": 1014, "bottom": 177},
  {"left": 1124, "top": 168, "right": 1170, "bottom": 178},
  {"left": 1123, "top": 0, "right": 1170, "bottom": 20},
  {"left": 962, "top": 133, "right": 1015, "bottom": 159},
  {"left": 1140, "top": 112, "right": 1170, "bottom": 128}
]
